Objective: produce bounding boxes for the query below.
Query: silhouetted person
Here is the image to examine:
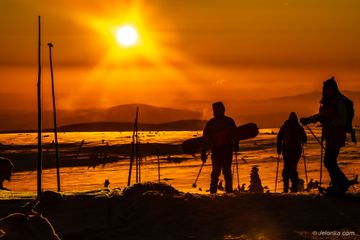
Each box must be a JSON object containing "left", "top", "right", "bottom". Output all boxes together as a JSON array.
[
  {"left": 277, "top": 112, "right": 307, "bottom": 192},
  {"left": 0, "top": 157, "right": 14, "bottom": 191},
  {"left": 300, "top": 77, "right": 358, "bottom": 194},
  {"left": 201, "top": 102, "right": 239, "bottom": 194}
]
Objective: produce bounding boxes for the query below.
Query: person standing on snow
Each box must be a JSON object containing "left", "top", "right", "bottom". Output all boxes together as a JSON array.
[
  {"left": 201, "top": 102, "right": 239, "bottom": 194},
  {"left": 277, "top": 112, "right": 307, "bottom": 193},
  {"left": 300, "top": 77, "right": 358, "bottom": 194}
]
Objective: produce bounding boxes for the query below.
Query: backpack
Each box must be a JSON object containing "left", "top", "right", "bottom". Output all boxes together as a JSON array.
[
  {"left": 342, "top": 95, "right": 356, "bottom": 143},
  {"left": 282, "top": 123, "right": 302, "bottom": 150}
]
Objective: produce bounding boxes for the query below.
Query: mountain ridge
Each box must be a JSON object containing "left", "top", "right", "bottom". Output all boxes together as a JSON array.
[{"left": 0, "top": 91, "right": 359, "bottom": 131}]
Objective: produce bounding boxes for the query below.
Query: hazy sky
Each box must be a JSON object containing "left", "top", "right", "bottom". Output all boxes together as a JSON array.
[{"left": 1, "top": 0, "right": 360, "bottom": 112}]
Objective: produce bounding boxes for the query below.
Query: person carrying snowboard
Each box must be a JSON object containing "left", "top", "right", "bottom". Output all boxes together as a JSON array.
[
  {"left": 277, "top": 112, "right": 307, "bottom": 193},
  {"left": 300, "top": 77, "right": 358, "bottom": 195},
  {"left": 201, "top": 102, "right": 239, "bottom": 194}
]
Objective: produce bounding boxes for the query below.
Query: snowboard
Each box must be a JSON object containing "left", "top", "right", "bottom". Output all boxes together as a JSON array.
[{"left": 182, "top": 123, "right": 259, "bottom": 154}]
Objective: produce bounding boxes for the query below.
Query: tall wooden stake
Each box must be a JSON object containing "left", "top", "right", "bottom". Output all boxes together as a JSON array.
[
  {"left": 157, "top": 148, "right": 161, "bottom": 183},
  {"left": 37, "top": 16, "right": 42, "bottom": 197},
  {"left": 48, "top": 42, "right": 61, "bottom": 192},
  {"left": 135, "top": 111, "right": 140, "bottom": 183},
  {"left": 127, "top": 107, "right": 138, "bottom": 186},
  {"left": 135, "top": 114, "right": 139, "bottom": 183}
]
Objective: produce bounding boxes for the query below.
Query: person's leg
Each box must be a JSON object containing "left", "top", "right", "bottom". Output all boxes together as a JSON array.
[
  {"left": 290, "top": 169, "right": 299, "bottom": 192},
  {"left": 324, "top": 146, "right": 349, "bottom": 190},
  {"left": 290, "top": 154, "right": 300, "bottom": 192},
  {"left": 210, "top": 149, "right": 222, "bottom": 194},
  {"left": 223, "top": 149, "right": 233, "bottom": 193},
  {"left": 282, "top": 168, "right": 289, "bottom": 193},
  {"left": 282, "top": 153, "right": 292, "bottom": 193}
]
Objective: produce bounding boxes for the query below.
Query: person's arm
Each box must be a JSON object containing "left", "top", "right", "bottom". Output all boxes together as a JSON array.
[{"left": 300, "top": 105, "right": 323, "bottom": 125}]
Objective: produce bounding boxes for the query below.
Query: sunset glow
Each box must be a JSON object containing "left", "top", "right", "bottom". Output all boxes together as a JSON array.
[
  {"left": 0, "top": 2, "right": 359, "bottom": 238},
  {"left": 0, "top": 1, "right": 359, "bottom": 121},
  {"left": 116, "top": 25, "right": 138, "bottom": 47}
]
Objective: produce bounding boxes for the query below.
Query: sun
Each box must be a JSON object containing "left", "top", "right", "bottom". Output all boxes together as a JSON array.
[{"left": 116, "top": 25, "right": 138, "bottom": 47}]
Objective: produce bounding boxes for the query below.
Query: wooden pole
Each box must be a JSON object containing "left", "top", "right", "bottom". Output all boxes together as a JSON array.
[
  {"left": 135, "top": 118, "right": 139, "bottom": 183},
  {"left": 157, "top": 148, "right": 161, "bottom": 183},
  {"left": 135, "top": 111, "right": 140, "bottom": 183},
  {"left": 48, "top": 42, "right": 61, "bottom": 192},
  {"left": 37, "top": 16, "right": 42, "bottom": 197},
  {"left": 127, "top": 107, "right": 138, "bottom": 186},
  {"left": 137, "top": 143, "right": 141, "bottom": 183}
]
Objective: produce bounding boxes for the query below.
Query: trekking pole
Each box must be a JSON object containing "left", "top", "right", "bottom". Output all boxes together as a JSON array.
[
  {"left": 305, "top": 125, "right": 324, "bottom": 186},
  {"left": 192, "top": 162, "right": 204, "bottom": 188},
  {"left": 235, "top": 151, "right": 240, "bottom": 190},
  {"left": 302, "top": 145, "right": 308, "bottom": 186},
  {"left": 305, "top": 125, "right": 323, "bottom": 148},
  {"left": 320, "top": 140, "right": 323, "bottom": 187},
  {"left": 275, "top": 154, "right": 280, "bottom": 193},
  {"left": 48, "top": 42, "right": 61, "bottom": 192},
  {"left": 232, "top": 161, "right": 235, "bottom": 182}
]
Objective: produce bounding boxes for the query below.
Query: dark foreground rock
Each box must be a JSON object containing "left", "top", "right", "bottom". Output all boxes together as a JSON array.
[{"left": 0, "top": 182, "right": 359, "bottom": 240}]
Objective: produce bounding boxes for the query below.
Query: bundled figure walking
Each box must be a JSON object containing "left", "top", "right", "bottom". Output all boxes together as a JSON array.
[
  {"left": 300, "top": 77, "right": 358, "bottom": 195},
  {"left": 277, "top": 112, "right": 307, "bottom": 192},
  {"left": 201, "top": 102, "right": 239, "bottom": 194}
]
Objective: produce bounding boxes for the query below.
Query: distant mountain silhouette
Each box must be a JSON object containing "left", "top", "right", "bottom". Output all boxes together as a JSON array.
[
  {"left": 0, "top": 91, "right": 359, "bottom": 131},
  {"left": 0, "top": 104, "right": 203, "bottom": 132},
  {"left": 56, "top": 120, "right": 207, "bottom": 132}
]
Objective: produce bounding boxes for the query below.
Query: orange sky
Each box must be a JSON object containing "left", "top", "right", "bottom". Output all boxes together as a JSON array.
[{"left": 1, "top": 0, "right": 360, "bottom": 113}]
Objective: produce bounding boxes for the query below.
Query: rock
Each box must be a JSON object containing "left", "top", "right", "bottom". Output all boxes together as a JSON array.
[
  {"left": 0, "top": 157, "right": 14, "bottom": 189},
  {"left": 0, "top": 213, "right": 60, "bottom": 240}
]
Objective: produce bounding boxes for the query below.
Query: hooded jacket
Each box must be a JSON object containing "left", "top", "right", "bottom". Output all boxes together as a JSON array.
[
  {"left": 306, "top": 78, "right": 347, "bottom": 147},
  {"left": 277, "top": 112, "right": 307, "bottom": 154}
]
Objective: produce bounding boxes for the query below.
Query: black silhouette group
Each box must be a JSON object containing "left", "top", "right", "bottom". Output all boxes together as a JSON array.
[
  {"left": 0, "top": 77, "right": 358, "bottom": 196},
  {"left": 201, "top": 77, "right": 358, "bottom": 195}
]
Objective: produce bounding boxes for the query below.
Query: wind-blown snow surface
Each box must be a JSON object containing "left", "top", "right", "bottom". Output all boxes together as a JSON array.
[
  {"left": 1, "top": 128, "right": 359, "bottom": 193},
  {"left": 1, "top": 183, "right": 359, "bottom": 240}
]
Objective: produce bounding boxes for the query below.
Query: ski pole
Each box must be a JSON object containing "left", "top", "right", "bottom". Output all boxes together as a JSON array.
[
  {"left": 302, "top": 145, "right": 308, "bottom": 186},
  {"left": 305, "top": 125, "right": 324, "bottom": 186},
  {"left": 275, "top": 154, "right": 280, "bottom": 193},
  {"left": 235, "top": 151, "right": 240, "bottom": 190},
  {"left": 320, "top": 141, "right": 323, "bottom": 187},
  {"left": 305, "top": 125, "right": 324, "bottom": 148},
  {"left": 192, "top": 162, "right": 204, "bottom": 188},
  {"left": 232, "top": 161, "right": 235, "bottom": 182}
]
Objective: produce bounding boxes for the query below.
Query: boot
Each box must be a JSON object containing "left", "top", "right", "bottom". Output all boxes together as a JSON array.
[
  {"left": 283, "top": 179, "right": 289, "bottom": 193},
  {"left": 338, "top": 175, "right": 359, "bottom": 194},
  {"left": 290, "top": 176, "right": 299, "bottom": 193},
  {"left": 210, "top": 180, "right": 218, "bottom": 194}
]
